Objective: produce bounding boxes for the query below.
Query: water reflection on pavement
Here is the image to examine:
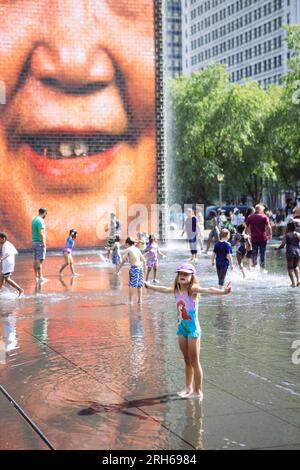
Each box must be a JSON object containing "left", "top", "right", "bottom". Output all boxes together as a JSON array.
[{"left": 0, "top": 247, "right": 300, "bottom": 450}]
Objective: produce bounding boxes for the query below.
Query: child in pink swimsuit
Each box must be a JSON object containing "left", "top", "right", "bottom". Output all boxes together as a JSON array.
[
  {"left": 144, "top": 234, "right": 164, "bottom": 283},
  {"left": 145, "top": 263, "right": 231, "bottom": 401},
  {"left": 59, "top": 229, "right": 79, "bottom": 276}
]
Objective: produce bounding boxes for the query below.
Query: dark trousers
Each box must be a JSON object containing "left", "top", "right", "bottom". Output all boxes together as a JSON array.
[
  {"left": 189, "top": 236, "right": 198, "bottom": 254},
  {"left": 217, "top": 265, "right": 228, "bottom": 286},
  {"left": 252, "top": 241, "right": 267, "bottom": 268}
]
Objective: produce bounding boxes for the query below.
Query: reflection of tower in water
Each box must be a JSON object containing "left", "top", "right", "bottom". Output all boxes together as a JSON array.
[
  {"left": 110, "top": 272, "right": 122, "bottom": 290},
  {"left": 0, "top": 315, "right": 18, "bottom": 364},
  {"left": 33, "top": 318, "right": 48, "bottom": 343},
  {"left": 214, "top": 297, "right": 234, "bottom": 351}
]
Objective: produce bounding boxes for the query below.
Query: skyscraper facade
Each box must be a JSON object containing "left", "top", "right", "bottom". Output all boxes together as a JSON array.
[
  {"left": 182, "top": 0, "right": 300, "bottom": 86},
  {"left": 165, "top": 0, "right": 183, "bottom": 77}
]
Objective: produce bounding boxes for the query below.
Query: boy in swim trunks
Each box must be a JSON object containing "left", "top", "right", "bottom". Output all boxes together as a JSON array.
[{"left": 117, "top": 237, "right": 146, "bottom": 304}]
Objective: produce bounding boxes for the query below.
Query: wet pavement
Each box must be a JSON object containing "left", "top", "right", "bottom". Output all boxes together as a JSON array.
[{"left": 0, "top": 245, "right": 300, "bottom": 450}]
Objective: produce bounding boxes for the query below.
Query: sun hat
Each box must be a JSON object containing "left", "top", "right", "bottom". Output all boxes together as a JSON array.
[{"left": 175, "top": 263, "right": 196, "bottom": 275}]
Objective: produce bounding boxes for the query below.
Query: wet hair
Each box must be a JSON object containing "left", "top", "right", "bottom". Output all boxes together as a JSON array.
[
  {"left": 236, "top": 223, "right": 246, "bottom": 234},
  {"left": 125, "top": 237, "right": 135, "bottom": 246},
  {"left": 173, "top": 273, "right": 199, "bottom": 297},
  {"left": 69, "top": 229, "right": 77, "bottom": 238},
  {"left": 148, "top": 234, "right": 157, "bottom": 243},
  {"left": 286, "top": 222, "right": 296, "bottom": 233},
  {"left": 0, "top": 232, "right": 8, "bottom": 240},
  {"left": 220, "top": 228, "right": 230, "bottom": 239},
  {"left": 115, "top": 235, "right": 120, "bottom": 242},
  {"left": 39, "top": 208, "right": 47, "bottom": 215}
]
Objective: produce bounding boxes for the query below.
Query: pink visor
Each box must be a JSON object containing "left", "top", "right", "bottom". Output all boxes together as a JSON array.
[{"left": 175, "top": 263, "right": 196, "bottom": 275}]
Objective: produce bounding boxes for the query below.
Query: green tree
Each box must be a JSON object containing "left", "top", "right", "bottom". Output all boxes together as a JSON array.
[
  {"left": 169, "top": 63, "right": 273, "bottom": 205},
  {"left": 269, "top": 25, "right": 300, "bottom": 193}
]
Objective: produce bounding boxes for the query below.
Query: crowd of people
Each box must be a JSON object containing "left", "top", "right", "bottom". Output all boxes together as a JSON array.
[
  {"left": 1, "top": 201, "right": 300, "bottom": 402},
  {"left": 1, "top": 201, "right": 300, "bottom": 298},
  {"left": 182, "top": 201, "right": 300, "bottom": 288}
]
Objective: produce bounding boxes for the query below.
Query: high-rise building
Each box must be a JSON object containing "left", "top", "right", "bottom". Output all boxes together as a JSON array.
[
  {"left": 182, "top": 0, "right": 300, "bottom": 86},
  {"left": 164, "top": 0, "right": 183, "bottom": 77}
]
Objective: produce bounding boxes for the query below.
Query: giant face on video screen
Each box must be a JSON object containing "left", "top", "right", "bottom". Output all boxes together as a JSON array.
[{"left": 0, "top": 0, "right": 158, "bottom": 248}]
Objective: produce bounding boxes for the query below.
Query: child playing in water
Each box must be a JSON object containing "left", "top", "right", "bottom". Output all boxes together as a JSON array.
[
  {"left": 274, "top": 222, "right": 300, "bottom": 287},
  {"left": 232, "top": 224, "right": 252, "bottom": 279},
  {"left": 59, "top": 229, "right": 79, "bottom": 276},
  {"left": 117, "top": 237, "right": 146, "bottom": 304},
  {"left": 0, "top": 232, "right": 24, "bottom": 296},
  {"left": 145, "top": 263, "right": 231, "bottom": 400},
  {"left": 205, "top": 210, "right": 220, "bottom": 253},
  {"left": 212, "top": 229, "right": 234, "bottom": 287},
  {"left": 135, "top": 232, "right": 147, "bottom": 252},
  {"left": 111, "top": 235, "right": 121, "bottom": 272},
  {"left": 144, "top": 234, "right": 164, "bottom": 283}
]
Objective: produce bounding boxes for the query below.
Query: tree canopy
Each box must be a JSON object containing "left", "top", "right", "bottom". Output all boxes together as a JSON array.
[{"left": 168, "top": 26, "right": 300, "bottom": 207}]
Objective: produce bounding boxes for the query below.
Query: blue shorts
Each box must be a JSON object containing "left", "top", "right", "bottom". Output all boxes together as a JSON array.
[
  {"left": 177, "top": 321, "right": 201, "bottom": 338},
  {"left": 129, "top": 266, "right": 144, "bottom": 288},
  {"left": 112, "top": 254, "right": 121, "bottom": 265},
  {"left": 32, "top": 242, "right": 46, "bottom": 261}
]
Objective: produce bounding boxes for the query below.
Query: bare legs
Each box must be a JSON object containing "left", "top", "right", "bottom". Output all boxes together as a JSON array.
[
  {"left": 137, "top": 286, "right": 143, "bottom": 304},
  {"left": 288, "top": 267, "right": 300, "bottom": 287},
  {"left": 237, "top": 252, "right": 246, "bottom": 279},
  {"left": 178, "top": 335, "right": 203, "bottom": 398},
  {"left": 129, "top": 286, "right": 143, "bottom": 304},
  {"left": 206, "top": 230, "right": 219, "bottom": 253},
  {"left": 59, "top": 253, "right": 78, "bottom": 276},
  {"left": 198, "top": 230, "right": 204, "bottom": 251},
  {"left": 0, "top": 274, "right": 24, "bottom": 296},
  {"left": 146, "top": 266, "right": 157, "bottom": 282},
  {"left": 34, "top": 259, "right": 46, "bottom": 282}
]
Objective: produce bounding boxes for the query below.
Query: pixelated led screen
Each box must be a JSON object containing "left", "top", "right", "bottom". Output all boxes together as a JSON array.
[{"left": 0, "top": 1, "right": 158, "bottom": 248}]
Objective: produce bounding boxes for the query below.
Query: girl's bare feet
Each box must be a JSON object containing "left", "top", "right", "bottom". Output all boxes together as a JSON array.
[
  {"left": 177, "top": 388, "right": 193, "bottom": 398},
  {"left": 186, "top": 391, "right": 204, "bottom": 401}
]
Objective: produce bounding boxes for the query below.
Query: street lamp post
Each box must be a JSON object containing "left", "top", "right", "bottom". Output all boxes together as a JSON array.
[{"left": 216, "top": 174, "right": 224, "bottom": 207}]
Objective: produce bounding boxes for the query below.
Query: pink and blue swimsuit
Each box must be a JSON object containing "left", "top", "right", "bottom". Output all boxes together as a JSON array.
[
  {"left": 175, "top": 291, "right": 201, "bottom": 338},
  {"left": 146, "top": 242, "right": 159, "bottom": 268},
  {"left": 63, "top": 237, "right": 74, "bottom": 254}
]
